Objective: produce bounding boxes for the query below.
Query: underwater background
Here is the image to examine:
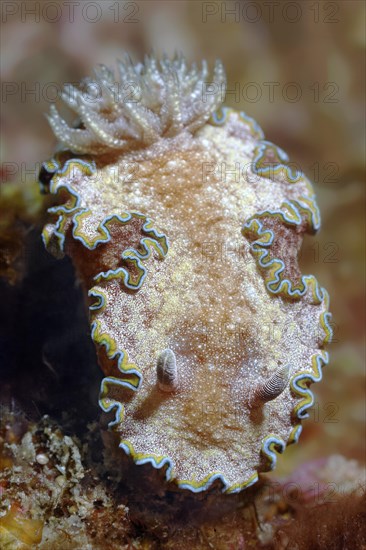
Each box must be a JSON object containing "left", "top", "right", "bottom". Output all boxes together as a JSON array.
[{"left": 0, "top": 1, "right": 365, "bottom": 548}]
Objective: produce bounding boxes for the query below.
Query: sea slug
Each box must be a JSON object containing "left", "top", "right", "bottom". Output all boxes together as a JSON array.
[{"left": 40, "top": 53, "right": 332, "bottom": 493}]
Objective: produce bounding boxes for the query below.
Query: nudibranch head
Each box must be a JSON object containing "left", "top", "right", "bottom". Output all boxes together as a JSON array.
[{"left": 41, "top": 54, "right": 332, "bottom": 494}]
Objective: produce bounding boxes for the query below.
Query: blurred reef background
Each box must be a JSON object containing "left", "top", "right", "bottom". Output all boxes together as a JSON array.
[{"left": 0, "top": 1, "right": 365, "bottom": 548}]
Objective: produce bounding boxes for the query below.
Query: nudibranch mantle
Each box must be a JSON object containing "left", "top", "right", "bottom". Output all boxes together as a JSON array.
[{"left": 41, "top": 55, "right": 332, "bottom": 493}]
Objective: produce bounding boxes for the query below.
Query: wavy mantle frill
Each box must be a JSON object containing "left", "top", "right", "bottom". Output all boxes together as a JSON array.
[{"left": 41, "top": 97, "right": 332, "bottom": 494}]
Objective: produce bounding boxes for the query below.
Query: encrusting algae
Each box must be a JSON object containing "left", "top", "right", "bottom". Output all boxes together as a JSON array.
[{"left": 40, "top": 53, "right": 332, "bottom": 493}]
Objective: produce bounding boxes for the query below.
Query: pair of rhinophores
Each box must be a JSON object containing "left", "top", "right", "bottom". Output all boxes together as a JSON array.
[
  {"left": 40, "top": 53, "right": 332, "bottom": 493},
  {"left": 157, "top": 347, "right": 291, "bottom": 402}
]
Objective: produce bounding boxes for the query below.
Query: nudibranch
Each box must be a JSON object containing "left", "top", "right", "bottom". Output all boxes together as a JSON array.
[{"left": 40, "top": 54, "right": 332, "bottom": 493}]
